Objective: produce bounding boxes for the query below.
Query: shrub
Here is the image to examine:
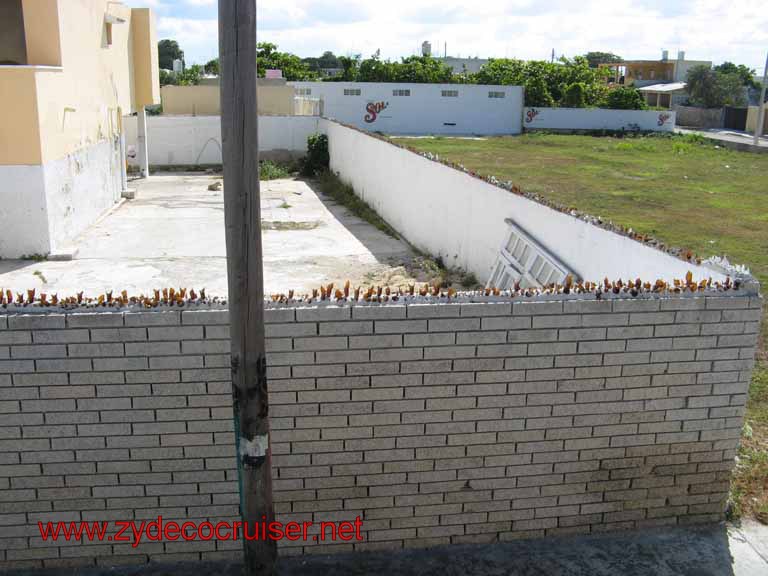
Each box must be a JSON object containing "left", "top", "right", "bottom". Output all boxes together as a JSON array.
[
  {"left": 561, "top": 82, "right": 587, "bottom": 108},
  {"left": 301, "top": 133, "right": 329, "bottom": 177},
  {"left": 603, "top": 86, "right": 648, "bottom": 110},
  {"left": 259, "top": 160, "right": 290, "bottom": 180}
]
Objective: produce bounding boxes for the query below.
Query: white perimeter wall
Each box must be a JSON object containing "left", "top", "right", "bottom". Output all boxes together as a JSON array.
[
  {"left": 0, "top": 138, "right": 122, "bottom": 258},
  {"left": 124, "top": 115, "right": 326, "bottom": 166},
  {"left": 291, "top": 82, "right": 523, "bottom": 135},
  {"left": 324, "top": 120, "right": 721, "bottom": 284},
  {"left": 523, "top": 107, "right": 676, "bottom": 132}
]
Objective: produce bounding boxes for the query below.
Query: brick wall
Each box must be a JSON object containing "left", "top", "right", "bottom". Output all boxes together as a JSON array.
[{"left": 0, "top": 293, "right": 762, "bottom": 569}]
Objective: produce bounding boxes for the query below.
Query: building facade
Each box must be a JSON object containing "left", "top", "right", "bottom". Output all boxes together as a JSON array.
[{"left": 0, "top": 0, "right": 159, "bottom": 259}]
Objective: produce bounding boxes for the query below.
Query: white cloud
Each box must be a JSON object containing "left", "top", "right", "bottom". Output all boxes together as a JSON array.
[{"left": 144, "top": 0, "right": 768, "bottom": 72}]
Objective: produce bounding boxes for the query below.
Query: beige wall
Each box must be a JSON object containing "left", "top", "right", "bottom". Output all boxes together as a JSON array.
[
  {"left": 131, "top": 8, "right": 160, "bottom": 108},
  {"left": 746, "top": 106, "right": 768, "bottom": 135},
  {"left": 161, "top": 84, "right": 296, "bottom": 115},
  {"left": 0, "top": 68, "right": 44, "bottom": 165},
  {"left": 0, "top": 0, "right": 160, "bottom": 166}
]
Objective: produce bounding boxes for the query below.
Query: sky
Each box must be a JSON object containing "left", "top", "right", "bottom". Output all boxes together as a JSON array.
[{"left": 127, "top": 0, "right": 768, "bottom": 74}]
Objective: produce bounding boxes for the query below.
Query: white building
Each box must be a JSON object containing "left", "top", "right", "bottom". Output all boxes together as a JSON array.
[{"left": 287, "top": 82, "right": 523, "bottom": 135}]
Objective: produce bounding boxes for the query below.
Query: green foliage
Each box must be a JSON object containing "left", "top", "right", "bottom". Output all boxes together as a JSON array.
[
  {"left": 257, "top": 42, "right": 316, "bottom": 81},
  {"left": 714, "top": 61, "right": 759, "bottom": 89},
  {"left": 337, "top": 55, "right": 361, "bottom": 81},
  {"left": 159, "top": 69, "right": 176, "bottom": 86},
  {"left": 203, "top": 58, "right": 219, "bottom": 76},
  {"left": 603, "top": 86, "right": 647, "bottom": 110},
  {"left": 301, "top": 133, "right": 329, "bottom": 177},
  {"left": 584, "top": 51, "right": 623, "bottom": 68},
  {"left": 524, "top": 76, "right": 555, "bottom": 107},
  {"left": 259, "top": 160, "right": 291, "bottom": 180},
  {"left": 686, "top": 64, "right": 747, "bottom": 108},
  {"left": 562, "top": 82, "right": 587, "bottom": 108},
  {"left": 176, "top": 64, "right": 203, "bottom": 86},
  {"left": 473, "top": 56, "right": 608, "bottom": 107},
  {"left": 158, "top": 39, "right": 183, "bottom": 71}
]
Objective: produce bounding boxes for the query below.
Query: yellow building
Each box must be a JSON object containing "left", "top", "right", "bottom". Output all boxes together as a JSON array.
[
  {"left": 0, "top": 0, "right": 159, "bottom": 258},
  {"left": 159, "top": 80, "right": 298, "bottom": 116}
]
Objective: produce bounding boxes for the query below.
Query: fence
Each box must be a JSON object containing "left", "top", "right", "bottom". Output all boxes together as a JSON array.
[
  {"left": 0, "top": 289, "right": 761, "bottom": 568},
  {"left": 522, "top": 108, "right": 676, "bottom": 133},
  {"left": 289, "top": 82, "right": 524, "bottom": 135},
  {"left": 123, "top": 115, "right": 326, "bottom": 167},
  {"left": 323, "top": 120, "right": 720, "bottom": 286},
  {"left": 672, "top": 106, "right": 723, "bottom": 129}
]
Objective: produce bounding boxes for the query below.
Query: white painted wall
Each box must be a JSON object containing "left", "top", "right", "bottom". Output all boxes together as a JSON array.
[
  {"left": 43, "top": 137, "right": 123, "bottom": 253},
  {"left": 324, "top": 119, "right": 722, "bottom": 284},
  {"left": 290, "top": 82, "right": 523, "bottom": 135},
  {"left": 0, "top": 166, "right": 51, "bottom": 257},
  {"left": 124, "top": 115, "right": 326, "bottom": 166},
  {"left": 523, "top": 107, "right": 676, "bottom": 132},
  {"left": 0, "top": 138, "right": 122, "bottom": 258}
]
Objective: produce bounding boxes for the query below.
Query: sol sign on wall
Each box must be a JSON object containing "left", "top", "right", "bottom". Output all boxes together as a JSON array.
[{"left": 364, "top": 101, "right": 389, "bottom": 123}]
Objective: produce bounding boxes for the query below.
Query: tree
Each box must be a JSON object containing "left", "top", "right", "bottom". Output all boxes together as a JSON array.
[
  {"left": 391, "top": 55, "right": 454, "bottom": 83},
  {"left": 337, "top": 55, "right": 360, "bottom": 81},
  {"left": 686, "top": 65, "right": 746, "bottom": 108},
  {"left": 604, "top": 86, "right": 647, "bottom": 109},
  {"left": 204, "top": 58, "right": 219, "bottom": 76},
  {"left": 317, "top": 51, "right": 341, "bottom": 70},
  {"left": 176, "top": 64, "right": 203, "bottom": 86},
  {"left": 158, "top": 39, "right": 183, "bottom": 70},
  {"left": 357, "top": 53, "right": 395, "bottom": 82},
  {"left": 562, "top": 82, "right": 587, "bottom": 108},
  {"left": 713, "top": 61, "right": 758, "bottom": 89},
  {"left": 525, "top": 76, "right": 555, "bottom": 107},
  {"left": 257, "top": 42, "right": 316, "bottom": 80},
  {"left": 584, "top": 51, "right": 622, "bottom": 68},
  {"left": 159, "top": 69, "right": 177, "bottom": 86}
]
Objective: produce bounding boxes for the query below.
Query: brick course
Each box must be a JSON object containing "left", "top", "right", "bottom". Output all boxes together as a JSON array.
[{"left": 0, "top": 293, "right": 762, "bottom": 568}]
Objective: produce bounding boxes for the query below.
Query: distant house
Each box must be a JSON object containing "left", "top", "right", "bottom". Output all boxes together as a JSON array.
[
  {"left": 637, "top": 82, "right": 687, "bottom": 109},
  {"left": 599, "top": 50, "right": 711, "bottom": 88},
  {"left": 0, "top": 0, "right": 160, "bottom": 258}
]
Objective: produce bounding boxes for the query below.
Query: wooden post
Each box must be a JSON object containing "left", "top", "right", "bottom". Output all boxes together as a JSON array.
[{"left": 218, "top": 1, "right": 276, "bottom": 574}]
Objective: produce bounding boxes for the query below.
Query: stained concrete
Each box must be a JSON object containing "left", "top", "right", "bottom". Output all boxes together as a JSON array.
[
  {"left": 0, "top": 174, "right": 431, "bottom": 298},
  {"left": 6, "top": 524, "right": 768, "bottom": 576}
]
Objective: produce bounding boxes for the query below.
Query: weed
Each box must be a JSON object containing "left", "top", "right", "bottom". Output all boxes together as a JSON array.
[
  {"left": 33, "top": 270, "right": 47, "bottom": 284},
  {"left": 21, "top": 254, "right": 47, "bottom": 262},
  {"left": 279, "top": 201, "right": 292, "bottom": 209},
  {"left": 259, "top": 160, "right": 291, "bottom": 180}
]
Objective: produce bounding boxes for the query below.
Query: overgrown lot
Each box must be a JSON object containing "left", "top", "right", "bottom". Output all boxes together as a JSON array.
[{"left": 392, "top": 132, "right": 767, "bottom": 522}]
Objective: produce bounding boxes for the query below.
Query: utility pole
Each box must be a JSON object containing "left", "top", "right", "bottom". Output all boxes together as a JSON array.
[
  {"left": 218, "top": 1, "right": 276, "bottom": 575},
  {"left": 753, "top": 51, "right": 768, "bottom": 146}
]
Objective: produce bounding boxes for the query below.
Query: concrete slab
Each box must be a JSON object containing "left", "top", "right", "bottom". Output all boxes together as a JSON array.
[
  {"left": 0, "top": 174, "right": 434, "bottom": 298},
  {"left": 7, "top": 524, "right": 768, "bottom": 576}
]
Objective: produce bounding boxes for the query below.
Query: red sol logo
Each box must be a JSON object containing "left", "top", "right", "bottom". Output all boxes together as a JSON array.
[{"left": 364, "top": 101, "right": 389, "bottom": 123}]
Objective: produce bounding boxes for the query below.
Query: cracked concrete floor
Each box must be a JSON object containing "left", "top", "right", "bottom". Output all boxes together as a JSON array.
[{"left": 0, "top": 174, "right": 429, "bottom": 298}]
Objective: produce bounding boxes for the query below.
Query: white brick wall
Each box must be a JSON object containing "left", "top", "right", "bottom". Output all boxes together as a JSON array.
[{"left": 0, "top": 293, "right": 762, "bottom": 569}]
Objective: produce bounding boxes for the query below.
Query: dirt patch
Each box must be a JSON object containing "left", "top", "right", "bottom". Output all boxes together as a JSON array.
[{"left": 261, "top": 220, "right": 322, "bottom": 231}]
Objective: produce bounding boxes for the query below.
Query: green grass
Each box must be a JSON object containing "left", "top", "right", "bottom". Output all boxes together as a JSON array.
[
  {"left": 731, "top": 363, "right": 768, "bottom": 523},
  {"left": 391, "top": 133, "right": 768, "bottom": 523},
  {"left": 392, "top": 133, "right": 768, "bottom": 348}
]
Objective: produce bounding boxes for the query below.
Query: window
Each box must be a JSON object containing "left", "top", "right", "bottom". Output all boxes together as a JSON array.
[
  {"left": 296, "top": 88, "right": 312, "bottom": 96},
  {"left": 105, "top": 22, "right": 113, "bottom": 46},
  {"left": 649, "top": 69, "right": 655, "bottom": 80},
  {"left": 0, "top": 0, "right": 27, "bottom": 65},
  {"left": 488, "top": 91, "right": 505, "bottom": 99},
  {"left": 441, "top": 90, "right": 459, "bottom": 97},
  {"left": 392, "top": 89, "right": 410, "bottom": 97},
  {"left": 343, "top": 88, "right": 361, "bottom": 96},
  {"left": 487, "top": 219, "right": 573, "bottom": 290}
]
